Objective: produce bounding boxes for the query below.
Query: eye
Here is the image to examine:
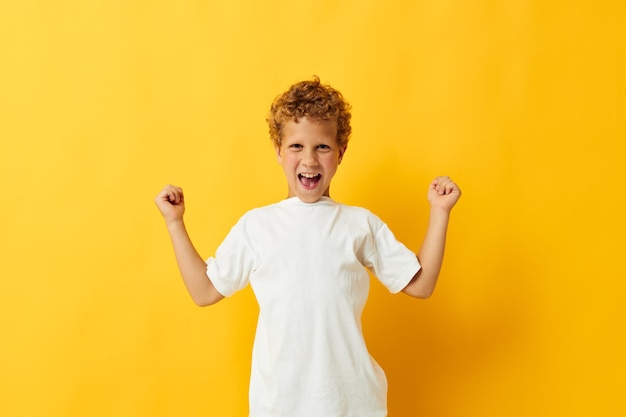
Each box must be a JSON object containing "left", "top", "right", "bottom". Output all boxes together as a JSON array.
[
  {"left": 317, "top": 144, "right": 331, "bottom": 150},
  {"left": 288, "top": 144, "right": 303, "bottom": 150}
]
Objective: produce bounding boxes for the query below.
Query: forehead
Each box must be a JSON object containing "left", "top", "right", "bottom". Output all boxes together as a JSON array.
[{"left": 282, "top": 117, "right": 338, "bottom": 142}]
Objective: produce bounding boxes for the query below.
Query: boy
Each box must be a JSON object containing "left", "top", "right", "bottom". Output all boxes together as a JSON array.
[{"left": 155, "top": 76, "right": 461, "bottom": 417}]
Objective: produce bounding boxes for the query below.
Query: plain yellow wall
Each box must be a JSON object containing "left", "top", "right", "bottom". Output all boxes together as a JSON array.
[{"left": 1, "top": 1, "right": 624, "bottom": 416}]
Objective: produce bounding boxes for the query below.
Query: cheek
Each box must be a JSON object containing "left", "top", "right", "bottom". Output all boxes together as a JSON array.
[
  {"left": 282, "top": 155, "right": 299, "bottom": 170},
  {"left": 328, "top": 152, "right": 342, "bottom": 164}
]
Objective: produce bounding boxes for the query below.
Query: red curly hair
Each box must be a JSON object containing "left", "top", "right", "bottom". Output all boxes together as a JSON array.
[{"left": 267, "top": 76, "right": 352, "bottom": 148}]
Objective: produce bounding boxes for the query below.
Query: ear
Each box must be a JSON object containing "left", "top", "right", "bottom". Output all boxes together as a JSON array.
[
  {"left": 275, "top": 146, "right": 283, "bottom": 164},
  {"left": 338, "top": 145, "right": 347, "bottom": 165}
]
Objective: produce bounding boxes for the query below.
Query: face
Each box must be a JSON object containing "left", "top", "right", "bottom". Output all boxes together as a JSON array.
[{"left": 276, "top": 117, "right": 346, "bottom": 203}]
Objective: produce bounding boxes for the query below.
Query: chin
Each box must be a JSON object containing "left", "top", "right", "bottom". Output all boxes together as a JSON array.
[
  {"left": 294, "top": 188, "right": 325, "bottom": 202},
  {"left": 298, "top": 195, "right": 322, "bottom": 203}
]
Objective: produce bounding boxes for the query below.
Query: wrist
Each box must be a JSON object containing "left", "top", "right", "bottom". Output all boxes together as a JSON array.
[
  {"left": 429, "top": 204, "right": 452, "bottom": 217},
  {"left": 165, "top": 217, "right": 186, "bottom": 231}
]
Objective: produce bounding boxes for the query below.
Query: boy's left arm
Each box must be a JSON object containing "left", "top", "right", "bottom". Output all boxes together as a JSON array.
[{"left": 402, "top": 176, "right": 461, "bottom": 299}]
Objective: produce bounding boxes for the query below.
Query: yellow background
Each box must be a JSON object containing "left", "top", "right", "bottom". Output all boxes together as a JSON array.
[{"left": 1, "top": 1, "right": 624, "bottom": 416}]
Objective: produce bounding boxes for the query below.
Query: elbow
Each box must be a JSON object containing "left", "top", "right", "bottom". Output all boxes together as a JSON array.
[
  {"left": 416, "top": 289, "right": 435, "bottom": 299},
  {"left": 193, "top": 298, "right": 213, "bottom": 307},
  {"left": 187, "top": 275, "right": 225, "bottom": 307},
  {"left": 402, "top": 270, "right": 437, "bottom": 299},
  {"left": 406, "top": 287, "right": 434, "bottom": 300},
  {"left": 190, "top": 291, "right": 224, "bottom": 307},
  {"left": 192, "top": 295, "right": 222, "bottom": 307}
]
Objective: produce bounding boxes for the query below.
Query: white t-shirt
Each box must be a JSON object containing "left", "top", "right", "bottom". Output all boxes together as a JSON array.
[{"left": 207, "top": 197, "right": 421, "bottom": 417}]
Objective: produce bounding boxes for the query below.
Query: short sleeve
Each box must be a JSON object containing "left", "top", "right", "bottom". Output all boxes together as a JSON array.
[
  {"left": 364, "top": 221, "right": 421, "bottom": 294},
  {"left": 206, "top": 216, "right": 256, "bottom": 297}
]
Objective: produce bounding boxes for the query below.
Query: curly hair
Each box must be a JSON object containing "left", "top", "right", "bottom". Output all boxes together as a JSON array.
[{"left": 267, "top": 76, "right": 352, "bottom": 148}]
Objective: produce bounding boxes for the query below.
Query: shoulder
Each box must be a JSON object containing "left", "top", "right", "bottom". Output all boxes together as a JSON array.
[
  {"left": 234, "top": 201, "right": 286, "bottom": 225},
  {"left": 333, "top": 200, "right": 387, "bottom": 230},
  {"left": 337, "top": 201, "right": 375, "bottom": 217}
]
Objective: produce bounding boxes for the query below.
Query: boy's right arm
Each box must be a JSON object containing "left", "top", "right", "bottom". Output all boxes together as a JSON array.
[{"left": 155, "top": 185, "right": 225, "bottom": 307}]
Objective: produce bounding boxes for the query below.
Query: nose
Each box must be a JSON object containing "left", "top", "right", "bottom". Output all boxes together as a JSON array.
[{"left": 302, "top": 149, "right": 319, "bottom": 167}]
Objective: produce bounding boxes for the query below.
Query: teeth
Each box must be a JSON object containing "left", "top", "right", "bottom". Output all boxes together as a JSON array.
[{"left": 299, "top": 173, "right": 319, "bottom": 178}]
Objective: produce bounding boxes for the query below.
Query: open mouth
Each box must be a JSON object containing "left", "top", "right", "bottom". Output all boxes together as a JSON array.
[{"left": 298, "top": 173, "right": 321, "bottom": 189}]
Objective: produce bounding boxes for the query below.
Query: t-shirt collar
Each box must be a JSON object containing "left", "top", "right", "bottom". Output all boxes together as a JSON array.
[{"left": 280, "top": 196, "right": 334, "bottom": 206}]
